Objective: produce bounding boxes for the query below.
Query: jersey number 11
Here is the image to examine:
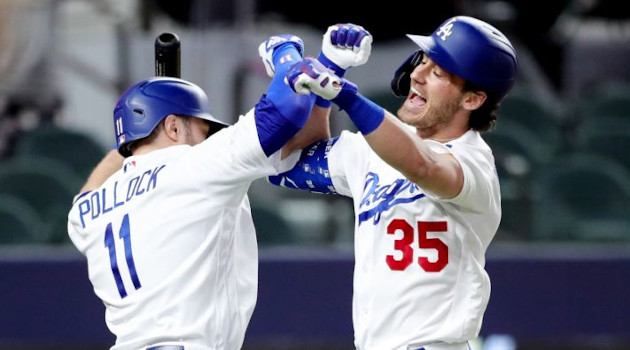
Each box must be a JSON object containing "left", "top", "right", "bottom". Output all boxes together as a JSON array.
[{"left": 104, "top": 214, "right": 142, "bottom": 298}]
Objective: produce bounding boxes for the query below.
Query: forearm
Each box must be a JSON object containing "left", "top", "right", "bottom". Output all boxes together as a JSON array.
[
  {"left": 281, "top": 105, "right": 331, "bottom": 159},
  {"left": 364, "top": 112, "right": 436, "bottom": 182},
  {"left": 335, "top": 92, "right": 463, "bottom": 198},
  {"left": 80, "top": 149, "right": 124, "bottom": 194}
]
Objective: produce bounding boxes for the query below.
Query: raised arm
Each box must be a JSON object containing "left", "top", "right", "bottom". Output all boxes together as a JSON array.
[
  {"left": 260, "top": 24, "right": 372, "bottom": 159},
  {"left": 254, "top": 35, "right": 316, "bottom": 157},
  {"left": 290, "top": 73, "right": 464, "bottom": 199},
  {"left": 364, "top": 111, "right": 463, "bottom": 198}
]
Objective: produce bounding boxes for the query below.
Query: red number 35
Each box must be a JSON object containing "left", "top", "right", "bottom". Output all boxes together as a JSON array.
[{"left": 386, "top": 219, "right": 448, "bottom": 272}]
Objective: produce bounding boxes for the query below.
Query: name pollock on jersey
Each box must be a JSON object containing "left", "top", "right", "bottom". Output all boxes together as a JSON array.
[{"left": 76, "top": 164, "right": 166, "bottom": 228}]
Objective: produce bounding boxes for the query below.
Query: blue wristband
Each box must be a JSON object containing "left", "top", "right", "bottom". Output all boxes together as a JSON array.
[
  {"left": 315, "top": 52, "right": 346, "bottom": 108},
  {"left": 333, "top": 84, "right": 384, "bottom": 135}
]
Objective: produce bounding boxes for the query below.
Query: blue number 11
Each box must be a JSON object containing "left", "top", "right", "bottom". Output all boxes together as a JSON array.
[{"left": 104, "top": 214, "right": 142, "bottom": 298}]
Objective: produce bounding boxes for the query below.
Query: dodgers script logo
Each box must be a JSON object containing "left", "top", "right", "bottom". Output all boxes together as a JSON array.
[{"left": 358, "top": 172, "right": 425, "bottom": 225}]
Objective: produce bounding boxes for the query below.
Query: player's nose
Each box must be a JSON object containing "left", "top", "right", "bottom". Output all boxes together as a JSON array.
[{"left": 410, "top": 62, "right": 429, "bottom": 85}]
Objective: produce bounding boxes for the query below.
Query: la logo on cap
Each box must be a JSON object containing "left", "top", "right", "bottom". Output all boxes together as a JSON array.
[{"left": 436, "top": 18, "right": 457, "bottom": 41}]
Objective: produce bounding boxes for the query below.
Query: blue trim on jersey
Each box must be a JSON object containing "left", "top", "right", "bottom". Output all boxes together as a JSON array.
[
  {"left": 74, "top": 191, "right": 91, "bottom": 203},
  {"left": 268, "top": 138, "right": 339, "bottom": 194}
]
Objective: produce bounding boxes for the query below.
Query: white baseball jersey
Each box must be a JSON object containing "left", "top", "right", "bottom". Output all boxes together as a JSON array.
[
  {"left": 68, "top": 110, "right": 290, "bottom": 350},
  {"left": 287, "top": 129, "right": 501, "bottom": 350}
]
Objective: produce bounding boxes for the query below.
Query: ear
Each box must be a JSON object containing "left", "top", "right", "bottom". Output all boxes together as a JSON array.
[
  {"left": 462, "top": 90, "right": 487, "bottom": 111},
  {"left": 163, "top": 114, "right": 180, "bottom": 142}
]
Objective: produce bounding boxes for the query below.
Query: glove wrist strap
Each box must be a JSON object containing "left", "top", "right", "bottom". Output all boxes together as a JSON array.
[{"left": 315, "top": 52, "right": 347, "bottom": 108}]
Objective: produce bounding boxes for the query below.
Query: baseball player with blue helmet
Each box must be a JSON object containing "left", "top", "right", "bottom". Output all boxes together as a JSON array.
[
  {"left": 67, "top": 35, "right": 341, "bottom": 350},
  {"left": 269, "top": 16, "right": 518, "bottom": 350}
]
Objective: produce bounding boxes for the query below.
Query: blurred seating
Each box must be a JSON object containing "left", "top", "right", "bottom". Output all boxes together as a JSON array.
[
  {"left": 575, "top": 129, "right": 630, "bottom": 172},
  {"left": 485, "top": 119, "right": 552, "bottom": 179},
  {"left": 566, "top": 114, "right": 630, "bottom": 152},
  {"left": 577, "top": 114, "right": 630, "bottom": 135},
  {"left": 0, "top": 194, "right": 45, "bottom": 244},
  {"left": 484, "top": 121, "right": 548, "bottom": 240},
  {"left": 251, "top": 203, "right": 297, "bottom": 246},
  {"left": 532, "top": 154, "right": 630, "bottom": 242},
  {"left": 577, "top": 84, "right": 630, "bottom": 120},
  {"left": 13, "top": 125, "right": 106, "bottom": 179},
  {"left": 499, "top": 92, "right": 567, "bottom": 153},
  {"left": 0, "top": 156, "right": 82, "bottom": 244}
]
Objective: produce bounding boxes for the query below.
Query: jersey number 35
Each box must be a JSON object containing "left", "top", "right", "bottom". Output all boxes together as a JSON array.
[{"left": 386, "top": 219, "right": 448, "bottom": 272}]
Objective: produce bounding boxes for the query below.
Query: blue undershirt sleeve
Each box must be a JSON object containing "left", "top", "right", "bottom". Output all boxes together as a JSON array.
[
  {"left": 267, "top": 137, "right": 339, "bottom": 194},
  {"left": 255, "top": 44, "right": 315, "bottom": 156}
]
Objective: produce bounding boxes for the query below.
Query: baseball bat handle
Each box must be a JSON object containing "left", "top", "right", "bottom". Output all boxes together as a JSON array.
[{"left": 155, "top": 32, "right": 181, "bottom": 78}]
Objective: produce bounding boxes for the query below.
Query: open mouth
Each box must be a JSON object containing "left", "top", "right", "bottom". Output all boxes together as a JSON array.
[
  {"left": 409, "top": 86, "right": 426, "bottom": 102},
  {"left": 404, "top": 86, "right": 427, "bottom": 112}
]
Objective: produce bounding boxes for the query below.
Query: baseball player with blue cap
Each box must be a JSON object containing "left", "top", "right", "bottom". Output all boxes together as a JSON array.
[
  {"left": 269, "top": 16, "right": 518, "bottom": 350},
  {"left": 67, "top": 35, "right": 341, "bottom": 349}
]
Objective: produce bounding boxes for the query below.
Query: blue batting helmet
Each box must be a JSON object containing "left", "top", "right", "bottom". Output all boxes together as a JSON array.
[
  {"left": 392, "top": 16, "right": 518, "bottom": 102},
  {"left": 113, "top": 77, "right": 228, "bottom": 156}
]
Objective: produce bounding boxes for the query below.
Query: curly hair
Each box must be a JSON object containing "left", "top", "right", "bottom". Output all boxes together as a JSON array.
[{"left": 463, "top": 80, "right": 500, "bottom": 132}]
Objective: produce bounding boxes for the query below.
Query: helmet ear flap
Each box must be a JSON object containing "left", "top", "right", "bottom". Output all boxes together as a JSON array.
[{"left": 391, "top": 50, "right": 423, "bottom": 98}]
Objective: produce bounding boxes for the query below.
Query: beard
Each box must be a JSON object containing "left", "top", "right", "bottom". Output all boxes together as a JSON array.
[{"left": 397, "top": 95, "right": 461, "bottom": 131}]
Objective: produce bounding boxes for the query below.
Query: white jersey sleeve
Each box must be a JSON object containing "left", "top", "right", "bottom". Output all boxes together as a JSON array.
[
  {"left": 190, "top": 108, "right": 288, "bottom": 185},
  {"left": 326, "top": 131, "right": 372, "bottom": 198},
  {"left": 421, "top": 137, "right": 499, "bottom": 213}
]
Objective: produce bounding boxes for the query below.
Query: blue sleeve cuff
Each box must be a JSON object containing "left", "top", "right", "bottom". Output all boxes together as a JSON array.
[{"left": 255, "top": 95, "right": 303, "bottom": 157}]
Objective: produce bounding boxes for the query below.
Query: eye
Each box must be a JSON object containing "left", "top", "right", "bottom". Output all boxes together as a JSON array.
[{"left": 433, "top": 68, "right": 443, "bottom": 77}]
